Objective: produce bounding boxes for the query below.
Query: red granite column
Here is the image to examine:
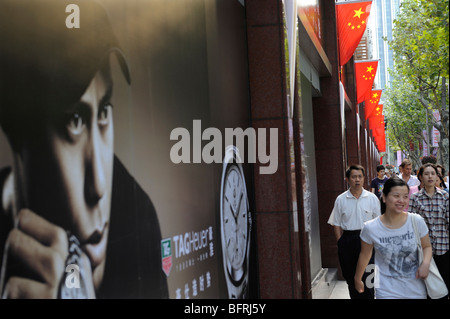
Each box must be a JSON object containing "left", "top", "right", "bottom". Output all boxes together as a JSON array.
[
  {"left": 246, "top": 0, "right": 302, "bottom": 298},
  {"left": 343, "top": 57, "right": 361, "bottom": 173},
  {"left": 346, "top": 107, "right": 360, "bottom": 166},
  {"left": 312, "top": 2, "right": 346, "bottom": 271}
]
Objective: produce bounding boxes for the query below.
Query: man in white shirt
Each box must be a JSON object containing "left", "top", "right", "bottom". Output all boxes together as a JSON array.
[
  {"left": 399, "top": 159, "right": 420, "bottom": 187},
  {"left": 328, "top": 164, "right": 380, "bottom": 299}
]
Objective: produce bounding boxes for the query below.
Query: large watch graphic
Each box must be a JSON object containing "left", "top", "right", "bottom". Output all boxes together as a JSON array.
[{"left": 220, "top": 145, "right": 251, "bottom": 299}]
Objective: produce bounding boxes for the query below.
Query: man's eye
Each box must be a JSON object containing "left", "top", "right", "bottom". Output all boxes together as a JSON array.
[
  {"left": 67, "top": 112, "right": 85, "bottom": 135},
  {"left": 98, "top": 104, "right": 112, "bottom": 126}
]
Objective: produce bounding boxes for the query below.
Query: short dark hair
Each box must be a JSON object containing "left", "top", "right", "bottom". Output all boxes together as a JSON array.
[
  {"left": 421, "top": 155, "right": 437, "bottom": 165},
  {"left": 376, "top": 165, "right": 385, "bottom": 172},
  {"left": 345, "top": 164, "right": 365, "bottom": 178}
]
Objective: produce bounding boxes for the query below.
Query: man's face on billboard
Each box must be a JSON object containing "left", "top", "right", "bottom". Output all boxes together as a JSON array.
[{"left": 20, "top": 69, "right": 114, "bottom": 289}]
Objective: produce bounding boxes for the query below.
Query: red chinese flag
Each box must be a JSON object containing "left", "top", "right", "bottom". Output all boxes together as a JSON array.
[
  {"left": 373, "top": 127, "right": 385, "bottom": 137},
  {"left": 374, "top": 133, "right": 385, "bottom": 143},
  {"left": 373, "top": 104, "right": 383, "bottom": 118},
  {"left": 376, "top": 136, "right": 385, "bottom": 145},
  {"left": 374, "top": 134, "right": 386, "bottom": 152},
  {"left": 364, "top": 90, "right": 382, "bottom": 120},
  {"left": 376, "top": 141, "right": 386, "bottom": 152},
  {"left": 355, "top": 60, "right": 378, "bottom": 104},
  {"left": 336, "top": 1, "right": 372, "bottom": 66},
  {"left": 368, "top": 114, "right": 384, "bottom": 130}
]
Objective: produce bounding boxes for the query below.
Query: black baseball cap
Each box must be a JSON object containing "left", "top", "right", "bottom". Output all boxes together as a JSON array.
[{"left": 0, "top": 0, "right": 130, "bottom": 141}]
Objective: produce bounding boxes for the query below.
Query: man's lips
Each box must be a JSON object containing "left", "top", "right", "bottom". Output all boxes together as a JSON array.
[{"left": 82, "top": 223, "right": 108, "bottom": 270}]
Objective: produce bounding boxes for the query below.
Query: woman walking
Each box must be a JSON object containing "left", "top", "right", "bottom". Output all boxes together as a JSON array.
[
  {"left": 355, "top": 177, "right": 432, "bottom": 299},
  {"left": 409, "top": 163, "right": 449, "bottom": 296}
]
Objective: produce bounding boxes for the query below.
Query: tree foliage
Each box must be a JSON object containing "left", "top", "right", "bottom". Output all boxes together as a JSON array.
[
  {"left": 384, "top": 75, "right": 427, "bottom": 168},
  {"left": 385, "top": 0, "right": 449, "bottom": 169}
]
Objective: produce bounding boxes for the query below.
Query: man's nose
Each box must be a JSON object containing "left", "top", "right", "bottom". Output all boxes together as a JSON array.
[{"left": 84, "top": 127, "right": 106, "bottom": 206}]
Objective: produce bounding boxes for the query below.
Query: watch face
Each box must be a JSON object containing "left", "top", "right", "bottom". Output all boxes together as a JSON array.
[{"left": 221, "top": 164, "right": 249, "bottom": 282}]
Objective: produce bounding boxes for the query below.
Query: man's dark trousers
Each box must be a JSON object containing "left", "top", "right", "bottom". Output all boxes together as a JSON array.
[{"left": 338, "top": 230, "right": 374, "bottom": 299}]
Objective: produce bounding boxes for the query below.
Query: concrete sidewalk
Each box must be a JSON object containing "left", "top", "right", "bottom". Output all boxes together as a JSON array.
[
  {"left": 311, "top": 268, "right": 350, "bottom": 299},
  {"left": 328, "top": 280, "right": 350, "bottom": 299}
]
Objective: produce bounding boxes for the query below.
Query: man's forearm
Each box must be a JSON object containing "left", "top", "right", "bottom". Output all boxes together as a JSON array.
[{"left": 334, "top": 226, "right": 343, "bottom": 242}]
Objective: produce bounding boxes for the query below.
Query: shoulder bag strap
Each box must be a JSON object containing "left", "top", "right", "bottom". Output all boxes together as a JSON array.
[{"left": 411, "top": 213, "right": 424, "bottom": 262}]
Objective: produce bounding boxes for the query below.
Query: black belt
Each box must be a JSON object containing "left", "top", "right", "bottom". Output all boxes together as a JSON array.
[{"left": 343, "top": 230, "right": 361, "bottom": 234}]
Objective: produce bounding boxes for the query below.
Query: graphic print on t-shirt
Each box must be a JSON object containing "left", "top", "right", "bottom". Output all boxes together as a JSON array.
[
  {"left": 377, "top": 230, "right": 418, "bottom": 277},
  {"left": 377, "top": 183, "right": 384, "bottom": 195}
]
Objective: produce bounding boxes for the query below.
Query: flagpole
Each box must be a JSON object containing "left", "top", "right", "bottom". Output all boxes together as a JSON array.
[{"left": 354, "top": 59, "right": 380, "bottom": 63}]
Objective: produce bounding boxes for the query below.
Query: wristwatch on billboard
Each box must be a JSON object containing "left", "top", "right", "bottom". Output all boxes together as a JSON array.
[{"left": 220, "top": 145, "right": 251, "bottom": 299}]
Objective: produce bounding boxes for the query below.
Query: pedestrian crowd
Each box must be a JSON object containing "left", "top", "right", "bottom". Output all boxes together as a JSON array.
[{"left": 328, "top": 156, "right": 449, "bottom": 299}]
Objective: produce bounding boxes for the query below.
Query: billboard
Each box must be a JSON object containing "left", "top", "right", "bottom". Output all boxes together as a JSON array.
[{"left": 0, "top": 0, "right": 253, "bottom": 299}]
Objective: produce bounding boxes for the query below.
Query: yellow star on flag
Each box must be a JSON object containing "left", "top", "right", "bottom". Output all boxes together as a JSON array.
[
  {"left": 353, "top": 8, "right": 365, "bottom": 19},
  {"left": 366, "top": 65, "right": 374, "bottom": 73}
]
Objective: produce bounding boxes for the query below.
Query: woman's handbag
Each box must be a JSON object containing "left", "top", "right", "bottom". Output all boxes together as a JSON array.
[{"left": 411, "top": 213, "right": 448, "bottom": 299}]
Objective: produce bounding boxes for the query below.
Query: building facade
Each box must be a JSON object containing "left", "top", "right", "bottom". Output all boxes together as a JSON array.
[
  {"left": 246, "top": 0, "right": 381, "bottom": 298},
  {"left": 0, "top": 0, "right": 382, "bottom": 299},
  {"left": 373, "top": 0, "right": 402, "bottom": 93}
]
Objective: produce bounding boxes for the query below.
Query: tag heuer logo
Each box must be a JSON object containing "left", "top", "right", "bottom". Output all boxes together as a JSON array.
[{"left": 161, "top": 238, "right": 172, "bottom": 277}]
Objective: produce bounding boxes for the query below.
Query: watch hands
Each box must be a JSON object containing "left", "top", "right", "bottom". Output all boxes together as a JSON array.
[
  {"left": 237, "top": 192, "right": 244, "bottom": 221},
  {"left": 235, "top": 192, "right": 245, "bottom": 245},
  {"left": 226, "top": 193, "right": 236, "bottom": 216}
]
